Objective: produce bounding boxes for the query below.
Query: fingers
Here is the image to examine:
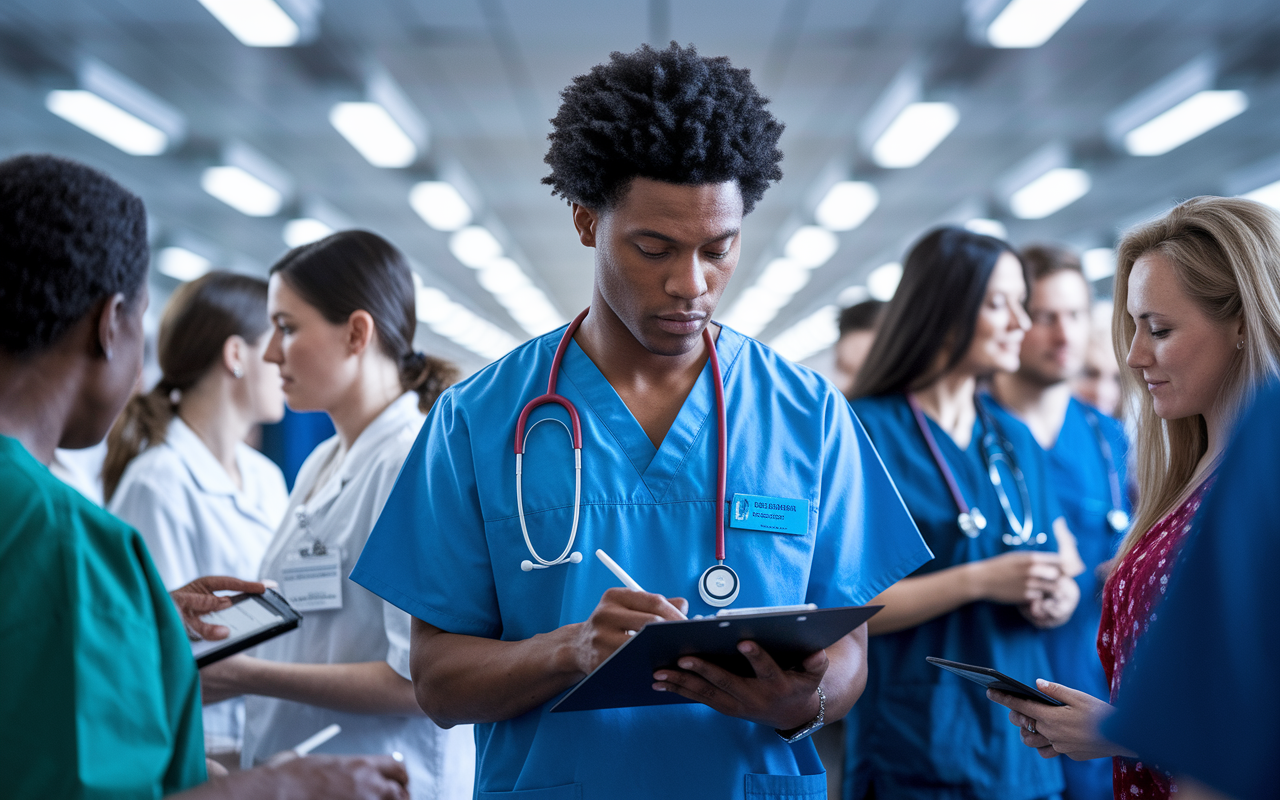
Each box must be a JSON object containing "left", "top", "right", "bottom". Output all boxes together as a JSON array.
[
  {"left": 670, "top": 596, "right": 690, "bottom": 617},
  {"left": 191, "top": 576, "right": 268, "bottom": 595},
  {"left": 267, "top": 749, "right": 300, "bottom": 767},
  {"left": 188, "top": 620, "right": 231, "bottom": 641},
  {"left": 600, "top": 587, "right": 685, "bottom": 622},
  {"left": 1020, "top": 727, "right": 1053, "bottom": 749},
  {"left": 370, "top": 756, "right": 410, "bottom": 786},
  {"left": 985, "top": 688, "right": 1039, "bottom": 717},
  {"left": 175, "top": 592, "right": 232, "bottom": 613},
  {"left": 736, "top": 641, "right": 785, "bottom": 682},
  {"left": 205, "top": 757, "right": 230, "bottom": 777}
]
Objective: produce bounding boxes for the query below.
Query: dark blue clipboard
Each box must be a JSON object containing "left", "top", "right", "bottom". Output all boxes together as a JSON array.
[{"left": 550, "top": 605, "right": 880, "bottom": 713}]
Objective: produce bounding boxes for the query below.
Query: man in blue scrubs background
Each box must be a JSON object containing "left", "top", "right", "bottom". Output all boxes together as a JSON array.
[
  {"left": 352, "top": 43, "right": 932, "bottom": 799},
  {"left": 988, "top": 245, "right": 1130, "bottom": 800}
]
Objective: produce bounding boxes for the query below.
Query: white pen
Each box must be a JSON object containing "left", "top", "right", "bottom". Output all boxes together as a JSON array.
[
  {"left": 595, "top": 549, "right": 687, "bottom": 619},
  {"left": 292, "top": 723, "right": 341, "bottom": 756}
]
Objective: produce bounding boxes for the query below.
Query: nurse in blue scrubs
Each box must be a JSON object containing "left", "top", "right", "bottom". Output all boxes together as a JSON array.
[
  {"left": 987, "top": 245, "right": 1131, "bottom": 800},
  {"left": 350, "top": 43, "right": 932, "bottom": 800},
  {"left": 844, "top": 227, "right": 1082, "bottom": 800}
]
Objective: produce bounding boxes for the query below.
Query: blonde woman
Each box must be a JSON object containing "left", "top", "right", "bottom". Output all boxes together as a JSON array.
[{"left": 989, "top": 196, "right": 1280, "bottom": 800}]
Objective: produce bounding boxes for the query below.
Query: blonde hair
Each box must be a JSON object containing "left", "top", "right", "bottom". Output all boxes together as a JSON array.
[{"left": 1111, "top": 196, "right": 1280, "bottom": 565}]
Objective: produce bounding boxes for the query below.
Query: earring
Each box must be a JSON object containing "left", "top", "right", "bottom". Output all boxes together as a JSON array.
[
  {"left": 1238, "top": 340, "right": 1245, "bottom": 351},
  {"left": 233, "top": 366, "right": 244, "bottom": 378}
]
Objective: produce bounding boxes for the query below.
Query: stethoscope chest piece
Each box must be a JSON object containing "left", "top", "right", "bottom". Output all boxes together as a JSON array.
[
  {"left": 1107, "top": 508, "right": 1130, "bottom": 533},
  {"left": 958, "top": 509, "right": 986, "bottom": 538},
  {"left": 699, "top": 564, "right": 740, "bottom": 608}
]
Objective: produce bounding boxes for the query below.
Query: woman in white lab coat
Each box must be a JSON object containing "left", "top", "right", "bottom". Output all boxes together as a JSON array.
[
  {"left": 104, "top": 271, "right": 289, "bottom": 762},
  {"left": 199, "top": 230, "right": 475, "bottom": 800}
]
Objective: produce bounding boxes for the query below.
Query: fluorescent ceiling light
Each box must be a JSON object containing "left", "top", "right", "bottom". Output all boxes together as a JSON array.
[
  {"left": 1082, "top": 248, "right": 1116, "bottom": 281},
  {"left": 283, "top": 218, "right": 333, "bottom": 247},
  {"left": 1123, "top": 90, "right": 1248, "bottom": 157},
  {"left": 837, "top": 285, "right": 870, "bottom": 306},
  {"left": 477, "top": 258, "right": 531, "bottom": 297},
  {"left": 964, "top": 218, "right": 1009, "bottom": 239},
  {"left": 871, "top": 102, "right": 959, "bottom": 169},
  {"left": 986, "top": 0, "right": 1089, "bottom": 48},
  {"left": 410, "top": 181, "right": 473, "bottom": 231},
  {"left": 449, "top": 226, "right": 503, "bottom": 268},
  {"left": 46, "top": 90, "right": 168, "bottom": 156},
  {"left": 415, "top": 285, "right": 522, "bottom": 361},
  {"left": 202, "top": 166, "right": 284, "bottom": 217},
  {"left": 867, "top": 262, "right": 903, "bottom": 301},
  {"left": 1009, "top": 167, "right": 1090, "bottom": 219},
  {"left": 784, "top": 226, "right": 840, "bottom": 268},
  {"left": 815, "top": 181, "right": 879, "bottom": 231},
  {"left": 330, "top": 102, "right": 418, "bottom": 168},
  {"left": 757, "top": 258, "right": 811, "bottom": 296},
  {"left": 157, "top": 247, "right": 211, "bottom": 281},
  {"left": 196, "top": 0, "right": 303, "bottom": 47},
  {"left": 1244, "top": 179, "right": 1280, "bottom": 211},
  {"left": 769, "top": 306, "right": 840, "bottom": 363}
]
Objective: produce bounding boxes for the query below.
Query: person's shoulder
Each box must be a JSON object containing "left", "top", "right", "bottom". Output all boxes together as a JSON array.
[
  {"left": 979, "top": 393, "right": 1037, "bottom": 447},
  {"left": 113, "top": 441, "right": 190, "bottom": 497},
  {"left": 237, "top": 443, "right": 287, "bottom": 487},
  {"left": 433, "top": 328, "right": 561, "bottom": 415},
  {"left": 1069, "top": 398, "right": 1128, "bottom": 449},
  {"left": 847, "top": 392, "right": 905, "bottom": 421},
  {"left": 727, "top": 329, "right": 847, "bottom": 415}
]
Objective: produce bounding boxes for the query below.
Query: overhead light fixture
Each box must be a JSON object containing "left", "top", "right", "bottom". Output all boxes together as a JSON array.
[
  {"left": 815, "top": 181, "right": 879, "bottom": 231},
  {"left": 282, "top": 218, "right": 333, "bottom": 247},
  {"left": 331, "top": 68, "right": 428, "bottom": 168},
  {"left": 202, "top": 142, "right": 293, "bottom": 217},
  {"left": 156, "top": 247, "right": 212, "bottom": 282},
  {"left": 470, "top": 256, "right": 566, "bottom": 335},
  {"left": 769, "top": 306, "right": 840, "bottom": 363},
  {"left": 718, "top": 286, "right": 790, "bottom": 338},
  {"left": 964, "top": 218, "right": 1009, "bottom": 239},
  {"left": 1244, "top": 179, "right": 1280, "bottom": 210},
  {"left": 410, "top": 181, "right": 473, "bottom": 231},
  {"left": 195, "top": 0, "right": 319, "bottom": 47},
  {"left": 45, "top": 60, "right": 185, "bottom": 156},
  {"left": 449, "top": 226, "right": 503, "bottom": 268},
  {"left": 756, "top": 258, "right": 812, "bottom": 296},
  {"left": 867, "top": 263, "right": 903, "bottom": 301},
  {"left": 872, "top": 103, "right": 959, "bottom": 169},
  {"left": 1124, "top": 90, "right": 1247, "bottom": 156},
  {"left": 837, "top": 285, "right": 870, "bottom": 306},
  {"left": 1010, "top": 168, "right": 1090, "bottom": 219},
  {"left": 784, "top": 226, "right": 840, "bottom": 268},
  {"left": 415, "top": 285, "right": 522, "bottom": 361},
  {"left": 981, "top": 0, "right": 1089, "bottom": 48},
  {"left": 1082, "top": 248, "right": 1116, "bottom": 281}
]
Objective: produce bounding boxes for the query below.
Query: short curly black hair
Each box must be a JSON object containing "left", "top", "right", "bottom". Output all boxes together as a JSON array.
[
  {"left": 0, "top": 154, "right": 149, "bottom": 356},
  {"left": 543, "top": 43, "right": 785, "bottom": 214}
]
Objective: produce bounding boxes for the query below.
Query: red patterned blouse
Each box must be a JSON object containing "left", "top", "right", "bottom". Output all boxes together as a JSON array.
[{"left": 1097, "top": 478, "right": 1214, "bottom": 800}]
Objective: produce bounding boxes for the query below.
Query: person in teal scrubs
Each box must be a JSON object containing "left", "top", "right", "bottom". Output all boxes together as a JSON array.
[
  {"left": 350, "top": 44, "right": 932, "bottom": 800},
  {"left": 844, "top": 227, "right": 1082, "bottom": 800},
  {"left": 0, "top": 154, "right": 409, "bottom": 799},
  {"left": 988, "top": 245, "right": 1131, "bottom": 800}
]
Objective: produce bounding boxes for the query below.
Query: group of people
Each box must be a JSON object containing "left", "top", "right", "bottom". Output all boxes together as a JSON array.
[{"left": 2, "top": 41, "right": 1275, "bottom": 800}]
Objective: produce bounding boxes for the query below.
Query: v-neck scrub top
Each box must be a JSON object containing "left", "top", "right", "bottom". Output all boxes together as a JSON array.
[
  {"left": 351, "top": 325, "right": 933, "bottom": 800},
  {"left": 844, "top": 393, "right": 1065, "bottom": 800},
  {"left": 243, "top": 392, "right": 476, "bottom": 800},
  {"left": 0, "top": 436, "right": 206, "bottom": 798}
]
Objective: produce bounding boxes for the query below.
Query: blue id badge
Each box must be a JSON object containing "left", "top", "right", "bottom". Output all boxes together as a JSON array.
[{"left": 728, "top": 493, "right": 810, "bottom": 535}]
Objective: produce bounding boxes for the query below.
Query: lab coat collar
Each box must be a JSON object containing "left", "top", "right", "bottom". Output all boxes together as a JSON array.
[
  {"left": 302, "top": 392, "right": 424, "bottom": 512},
  {"left": 166, "top": 416, "right": 275, "bottom": 528}
]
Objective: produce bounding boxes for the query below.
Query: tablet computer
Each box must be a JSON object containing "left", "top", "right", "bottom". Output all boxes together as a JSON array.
[
  {"left": 191, "top": 589, "right": 302, "bottom": 669},
  {"left": 551, "top": 604, "right": 880, "bottom": 713},
  {"left": 926, "top": 656, "right": 1065, "bottom": 706}
]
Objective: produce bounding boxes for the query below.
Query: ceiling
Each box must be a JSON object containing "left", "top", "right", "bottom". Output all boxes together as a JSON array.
[{"left": 3, "top": 0, "right": 1279, "bottom": 373}]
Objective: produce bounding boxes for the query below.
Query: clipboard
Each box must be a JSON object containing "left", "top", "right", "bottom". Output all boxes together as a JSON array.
[
  {"left": 550, "top": 604, "right": 880, "bottom": 713},
  {"left": 191, "top": 589, "right": 302, "bottom": 668}
]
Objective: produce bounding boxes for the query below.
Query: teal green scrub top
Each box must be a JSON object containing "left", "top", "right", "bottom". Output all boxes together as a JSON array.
[
  {"left": 845, "top": 394, "right": 1065, "bottom": 800},
  {"left": 0, "top": 436, "right": 206, "bottom": 798},
  {"left": 351, "top": 325, "right": 933, "bottom": 800}
]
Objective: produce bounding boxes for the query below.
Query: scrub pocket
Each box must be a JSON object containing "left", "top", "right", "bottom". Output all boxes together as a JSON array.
[
  {"left": 744, "top": 772, "right": 827, "bottom": 800},
  {"left": 478, "top": 785, "right": 581, "bottom": 800}
]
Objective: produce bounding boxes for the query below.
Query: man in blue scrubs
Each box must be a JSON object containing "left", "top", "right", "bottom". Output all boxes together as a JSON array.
[
  {"left": 988, "top": 245, "right": 1130, "bottom": 800},
  {"left": 351, "top": 43, "right": 932, "bottom": 799},
  {"left": 1102, "top": 381, "right": 1280, "bottom": 800}
]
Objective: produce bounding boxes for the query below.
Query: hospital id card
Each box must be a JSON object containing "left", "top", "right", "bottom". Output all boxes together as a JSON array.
[
  {"left": 281, "top": 551, "right": 343, "bottom": 611},
  {"left": 729, "top": 493, "right": 810, "bottom": 535}
]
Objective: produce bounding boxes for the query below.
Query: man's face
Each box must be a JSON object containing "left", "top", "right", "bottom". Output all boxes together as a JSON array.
[
  {"left": 577, "top": 177, "right": 744, "bottom": 357},
  {"left": 1017, "top": 270, "right": 1092, "bottom": 387}
]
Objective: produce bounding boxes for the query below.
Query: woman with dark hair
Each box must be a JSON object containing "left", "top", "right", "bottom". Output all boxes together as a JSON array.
[
  {"left": 843, "top": 227, "right": 1082, "bottom": 800},
  {"left": 105, "top": 271, "right": 288, "bottom": 764},
  {"left": 199, "top": 230, "right": 473, "bottom": 799}
]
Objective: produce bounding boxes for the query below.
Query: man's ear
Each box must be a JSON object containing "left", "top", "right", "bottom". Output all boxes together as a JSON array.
[
  {"left": 347, "top": 309, "right": 376, "bottom": 356},
  {"left": 572, "top": 203, "right": 600, "bottom": 248},
  {"left": 95, "top": 293, "right": 128, "bottom": 361}
]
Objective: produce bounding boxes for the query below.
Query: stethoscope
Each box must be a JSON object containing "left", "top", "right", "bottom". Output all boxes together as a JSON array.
[
  {"left": 513, "top": 308, "right": 740, "bottom": 607},
  {"left": 907, "top": 393, "right": 1045, "bottom": 546},
  {"left": 1080, "top": 406, "right": 1130, "bottom": 533}
]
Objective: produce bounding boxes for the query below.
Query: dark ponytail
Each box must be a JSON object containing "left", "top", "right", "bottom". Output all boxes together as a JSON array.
[
  {"left": 103, "top": 272, "right": 270, "bottom": 501},
  {"left": 270, "top": 230, "right": 458, "bottom": 413}
]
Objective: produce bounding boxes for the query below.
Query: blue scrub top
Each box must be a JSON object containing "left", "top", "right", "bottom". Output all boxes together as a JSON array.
[
  {"left": 1104, "top": 381, "right": 1280, "bottom": 800},
  {"left": 845, "top": 393, "right": 1065, "bottom": 800},
  {"left": 987, "top": 398, "right": 1129, "bottom": 800},
  {"left": 351, "top": 324, "right": 932, "bottom": 800}
]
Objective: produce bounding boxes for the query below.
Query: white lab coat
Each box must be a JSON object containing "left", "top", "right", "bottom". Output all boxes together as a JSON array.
[
  {"left": 110, "top": 416, "right": 288, "bottom": 753},
  {"left": 243, "top": 392, "right": 475, "bottom": 800}
]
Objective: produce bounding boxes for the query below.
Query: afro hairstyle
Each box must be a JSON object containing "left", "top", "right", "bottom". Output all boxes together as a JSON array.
[
  {"left": 0, "top": 154, "right": 149, "bottom": 357},
  {"left": 542, "top": 42, "right": 784, "bottom": 214}
]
